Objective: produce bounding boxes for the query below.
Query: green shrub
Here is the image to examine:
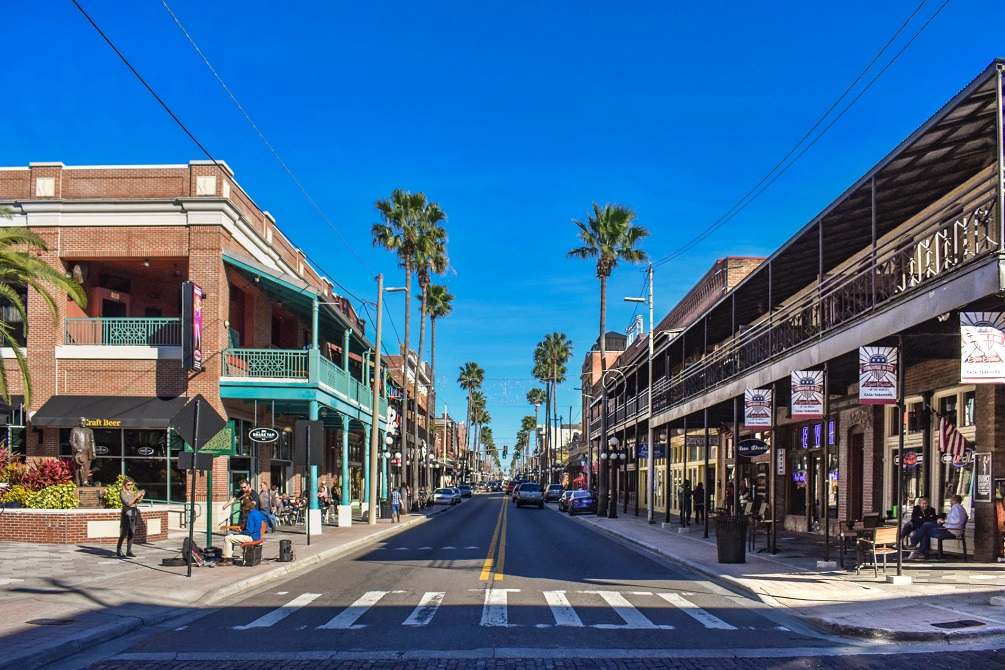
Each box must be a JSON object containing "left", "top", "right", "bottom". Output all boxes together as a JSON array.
[
  {"left": 34, "top": 483, "right": 79, "bottom": 509},
  {"left": 102, "top": 474, "right": 128, "bottom": 509},
  {"left": 1, "top": 484, "right": 39, "bottom": 508}
]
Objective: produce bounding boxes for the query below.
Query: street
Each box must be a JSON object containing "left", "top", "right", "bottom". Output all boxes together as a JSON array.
[{"left": 40, "top": 494, "right": 1003, "bottom": 669}]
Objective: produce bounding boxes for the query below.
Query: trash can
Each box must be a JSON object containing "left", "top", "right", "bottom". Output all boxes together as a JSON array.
[
  {"left": 278, "top": 539, "right": 293, "bottom": 562},
  {"left": 715, "top": 514, "right": 748, "bottom": 563}
]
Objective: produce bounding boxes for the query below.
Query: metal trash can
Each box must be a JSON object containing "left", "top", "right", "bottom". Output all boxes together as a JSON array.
[{"left": 715, "top": 514, "right": 748, "bottom": 563}]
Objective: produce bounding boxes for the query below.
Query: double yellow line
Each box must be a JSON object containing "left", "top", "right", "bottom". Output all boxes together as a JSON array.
[{"left": 479, "top": 496, "right": 508, "bottom": 581}]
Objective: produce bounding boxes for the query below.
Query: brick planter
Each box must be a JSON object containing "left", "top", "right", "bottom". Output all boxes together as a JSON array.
[{"left": 0, "top": 507, "right": 169, "bottom": 544}]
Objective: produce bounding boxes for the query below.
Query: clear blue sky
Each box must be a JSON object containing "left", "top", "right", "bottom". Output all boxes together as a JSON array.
[{"left": 3, "top": 1, "right": 997, "bottom": 458}]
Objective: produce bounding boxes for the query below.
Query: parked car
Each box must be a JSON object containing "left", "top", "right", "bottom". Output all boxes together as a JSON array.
[
  {"left": 544, "top": 484, "right": 565, "bottom": 502},
  {"left": 477, "top": 482, "right": 488, "bottom": 492},
  {"left": 450, "top": 487, "right": 462, "bottom": 504},
  {"left": 514, "top": 482, "right": 544, "bottom": 508},
  {"left": 506, "top": 481, "right": 519, "bottom": 496},
  {"left": 489, "top": 480, "right": 502, "bottom": 492},
  {"left": 568, "top": 490, "right": 597, "bottom": 516},
  {"left": 458, "top": 484, "right": 473, "bottom": 498},
  {"left": 557, "top": 489, "right": 575, "bottom": 512},
  {"left": 432, "top": 487, "right": 458, "bottom": 505}
]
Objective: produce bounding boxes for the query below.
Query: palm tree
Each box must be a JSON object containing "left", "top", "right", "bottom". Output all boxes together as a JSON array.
[
  {"left": 533, "top": 333, "right": 572, "bottom": 485},
  {"left": 457, "top": 362, "right": 484, "bottom": 480},
  {"left": 412, "top": 229, "right": 447, "bottom": 494},
  {"left": 373, "top": 189, "right": 447, "bottom": 504},
  {"left": 0, "top": 219, "right": 86, "bottom": 405},
  {"left": 526, "top": 387, "right": 546, "bottom": 475},
  {"left": 568, "top": 202, "right": 648, "bottom": 514},
  {"left": 425, "top": 284, "right": 454, "bottom": 462}
]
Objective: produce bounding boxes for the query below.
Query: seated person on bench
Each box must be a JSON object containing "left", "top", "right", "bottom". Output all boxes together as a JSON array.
[
  {"left": 220, "top": 498, "right": 267, "bottom": 566},
  {"left": 908, "top": 494, "right": 967, "bottom": 560},
  {"left": 902, "top": 497, "right": 939, "bottom": 544}
]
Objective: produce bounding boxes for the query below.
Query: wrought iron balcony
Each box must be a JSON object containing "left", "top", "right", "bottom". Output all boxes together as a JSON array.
[{"left": 64, "top": 317, "right": 181, "bottom": 346}]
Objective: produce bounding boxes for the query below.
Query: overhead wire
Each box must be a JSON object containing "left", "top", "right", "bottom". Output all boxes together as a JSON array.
[{"left": 651, "top": 0, "right": 946, "bottom": 270}]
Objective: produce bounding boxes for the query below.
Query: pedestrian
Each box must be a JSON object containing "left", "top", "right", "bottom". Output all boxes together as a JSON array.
[
  {"left": 390, "top": 485, "right": 403, "bottom": 522},
  {"left": 258, "top": 480, "right": 277, "bottom": 532},
  {"left": 220, "top": 498, "right": 267, "bottom": 566},
  {"left": 908, "top": 494, "right": 968, "bottom": 560},
  {"left": 679, "top": 479, "right": 693, "bottom": 526},
  {"left": 692, "top": 482, "right": 705, "bottom": 524},
  {"left": 221, "top": 479, "right": 254, "bottom": 528},
  {"left": 725, "top": 480, "right": 735, "bottom": 514},
  {"left": 116, "top": 477, "right": 145, "bottom": 558}
]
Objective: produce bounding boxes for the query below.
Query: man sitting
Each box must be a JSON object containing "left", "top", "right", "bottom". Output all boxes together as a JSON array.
[
  {"left": 220, "top": 498, "right": 267, "bottom": 566},
  {"left": 908, "top": 494, "right": 967, "bottom": 560}
]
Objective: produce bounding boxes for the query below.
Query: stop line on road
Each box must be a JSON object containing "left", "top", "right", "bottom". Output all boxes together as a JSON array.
[{"left": 231, "top": 588, "right": 738, "bottom": 631}]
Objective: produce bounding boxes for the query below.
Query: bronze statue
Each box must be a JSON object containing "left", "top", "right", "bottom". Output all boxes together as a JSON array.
[{"left": 70, "top": 417, "right": 96, "bottom": 487}]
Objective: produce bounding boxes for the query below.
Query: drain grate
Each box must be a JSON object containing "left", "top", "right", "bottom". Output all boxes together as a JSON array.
[
  {"left": 26, "top": 618, "right": 79, "bottom": 626},
  {"left": 931, "top": 619, "right": 985, "bottom": 630}
]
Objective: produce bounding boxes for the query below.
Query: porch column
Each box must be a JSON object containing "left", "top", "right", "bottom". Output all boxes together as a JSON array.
[
  {"left": 343, "top": 329, "right": 351, "bottom": 374},
  {"left": 362, "top": 424, "right": 371, "bottom": 511},
  {"left": 341, "top": 413, "right": 351, "bottom": 506}
]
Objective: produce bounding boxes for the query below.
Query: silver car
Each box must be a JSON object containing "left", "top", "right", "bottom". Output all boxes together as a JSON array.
[{"left": 514, "top": 482, "right": 544, "bottom": 508}]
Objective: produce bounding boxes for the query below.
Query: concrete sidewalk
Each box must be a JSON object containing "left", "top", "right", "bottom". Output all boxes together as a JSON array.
[{"left": 1, "top": 497, "right": 1004, "bottom": 670}]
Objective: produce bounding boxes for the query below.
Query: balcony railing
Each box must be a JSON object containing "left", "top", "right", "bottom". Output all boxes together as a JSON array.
[
  {"left": 222, "top": 349, "right": 308, "bottom": 379},
  {"left": 658, "top": 185, "right": 1000, "bottom": 413},
  {"left": 319, "top": 356, "right": 374, "bottom": 409},
  {"left": 64, "top": 317, "right": 181, "bottom": 346}
]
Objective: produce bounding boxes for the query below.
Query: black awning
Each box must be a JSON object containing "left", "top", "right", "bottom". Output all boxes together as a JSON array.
[{"left": 30, "top": 396, "right": 189, "bottom": 429}]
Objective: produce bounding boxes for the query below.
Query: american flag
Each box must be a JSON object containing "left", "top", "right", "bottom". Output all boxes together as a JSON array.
[{"left": 938, "top": 417, "right": 968, "bottom": 459}]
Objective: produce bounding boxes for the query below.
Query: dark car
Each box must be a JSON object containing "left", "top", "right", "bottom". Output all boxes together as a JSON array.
[
  {"left": 458, "top": 484, "right": 473, "bottom": 498},
  {"left": 544, "top": 484, "right": 565, "bottom": 502},
  {"left": 557, "top": 489, "right": 575, "bottom": 512},
  {"left": 568, "top": 490, "right": 597, "bottom": 516},
  {"left": 489, "top": 481, "right": 502, "bottom": 492}
]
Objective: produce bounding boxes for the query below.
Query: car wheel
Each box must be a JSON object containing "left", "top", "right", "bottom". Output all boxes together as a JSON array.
[
  {"left": 516, "top": 502, "right": 522, "bottom": 508},
  {"left": 538, "top": 503, "right": 544, "bottom": 509}
]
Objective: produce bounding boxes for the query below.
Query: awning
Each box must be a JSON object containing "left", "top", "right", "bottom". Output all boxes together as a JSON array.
[{"left": 30, "top": 395, "right": 189, "bottom": 429}]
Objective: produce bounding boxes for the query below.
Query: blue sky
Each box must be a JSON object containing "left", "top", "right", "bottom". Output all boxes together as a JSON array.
[{"left": 3, "top": 1, "right": 997, "bottom": 456}]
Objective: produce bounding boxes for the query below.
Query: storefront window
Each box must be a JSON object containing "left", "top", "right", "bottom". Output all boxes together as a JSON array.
[
  {"left": 789, "top": 454, "right": 807, "bottom": 515},
  {"left": 939, "top": 395, "right": 957, "bottom": 426},
  {"left": 940, "top": 450, "right": 973, "bottom": 510},
  {"left": 907, "top": 402, "right": 925, "bottom": 434},
  {"left": 962, "top": 391, "right": 976, "bottom": 427},
  {"left": 891, "top": 448, "right": 923, "bottom": 515}
]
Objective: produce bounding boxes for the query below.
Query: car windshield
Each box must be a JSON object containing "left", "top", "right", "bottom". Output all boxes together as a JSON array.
[
  {"left": 572, "top": 491, "right": 591, "bottom": 498},
  {"left": 434, "top": 488, "right": 452, "bottom": 494},
  {"left": 520, "top": 483, "right": 541, "bottom": 491},
  {"left": 548, "top": 485, "right": 563, "bottom": 491}
]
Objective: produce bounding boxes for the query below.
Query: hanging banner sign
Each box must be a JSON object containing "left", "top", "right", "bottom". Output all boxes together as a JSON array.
[
  {"left": 859, "top": 346, "right": 898, "bottom": 404},
  {"left": 791, "top": 370, "right": 824, "bottom": 419},
  {"left": 744, "top": 388, "right": 773, "bottom": 429},
  {"left": 974, "top": 452, "right": 992, "bottom": 503},
  {"left": 961, "top": 312, "right": 1005, "bottom": 383}
]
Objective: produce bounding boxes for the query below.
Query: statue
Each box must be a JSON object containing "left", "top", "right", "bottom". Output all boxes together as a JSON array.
[{"left": 70, "top": 417, "right": 96, "bottom": 487}]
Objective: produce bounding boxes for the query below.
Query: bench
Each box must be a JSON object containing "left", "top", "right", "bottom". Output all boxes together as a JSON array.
[
  {"left": 936, "top": 522, "right": 968, "bottom": 562},
  {"left": 858, "top": 525, "right": 900, "bottom": 577}
]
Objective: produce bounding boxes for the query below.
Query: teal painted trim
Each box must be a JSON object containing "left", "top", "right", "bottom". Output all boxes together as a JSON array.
[{"left": 64, "top": 317, "right": 181, "bottom": 346}]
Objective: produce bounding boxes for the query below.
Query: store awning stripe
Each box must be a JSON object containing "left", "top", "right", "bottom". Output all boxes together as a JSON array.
[{"left": 31, "top": 396, "right": 189, "bottom": 429}]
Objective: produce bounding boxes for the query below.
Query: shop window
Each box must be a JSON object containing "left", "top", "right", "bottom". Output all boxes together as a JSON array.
[
  {"left": 907, "top": 402, "right": 925, "bottom": 434},
  {"left": 0, "top": 283, "right": 28, "bottom": 346},
  {"left": 962, "top": 391, "right": 976, "bottom": 427},
  {"left": 891, "top": 448, "right": 923, "bottom": 515},
  {"left": 940, "top": 453, "right": 973, "bottom": 511},
  {"left": 939, "top": 395, "right": 957, "bottom": 427},
  {"left": 124, "top": 430, "right": 167, "bottom": 458}
]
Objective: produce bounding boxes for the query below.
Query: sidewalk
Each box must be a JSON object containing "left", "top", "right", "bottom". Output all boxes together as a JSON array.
[
  {"left": 2, "top": 499, "right": 1004, "bottom": 670},
  {"left": 575, "top": 506, "right": 1005, "bottom": 641}
]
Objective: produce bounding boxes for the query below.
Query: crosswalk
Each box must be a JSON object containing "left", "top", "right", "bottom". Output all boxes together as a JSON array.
[{"left": 230, "top": 589, "right": 753, "bottom": 631}]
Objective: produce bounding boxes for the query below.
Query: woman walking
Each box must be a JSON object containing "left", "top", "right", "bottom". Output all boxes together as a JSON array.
[{"left": 116, "top": 478, "right": 145, "bottom": 558}]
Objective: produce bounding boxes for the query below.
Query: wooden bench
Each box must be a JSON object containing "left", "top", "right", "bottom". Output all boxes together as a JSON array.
[{"left": 857, "top": 525, "right": 900, "bottom": 577}]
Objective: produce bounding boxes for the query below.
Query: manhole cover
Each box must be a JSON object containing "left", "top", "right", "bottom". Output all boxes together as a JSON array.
[
  {"left": 26, "top": 618, "right": 79, "bottom": 626},
  {"left": 931, "top": 620, "right": 985, "bottom": 629}
]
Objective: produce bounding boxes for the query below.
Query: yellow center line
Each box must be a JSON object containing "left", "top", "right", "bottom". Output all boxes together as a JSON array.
[
  {"left": 494, "top": 499, "right": 507, "bottom": 580},
  {"left": 479, "top": 496, "right": 508, "bottom": 581}
]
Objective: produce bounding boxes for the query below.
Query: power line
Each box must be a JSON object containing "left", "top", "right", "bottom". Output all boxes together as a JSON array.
[
  {"left": 651, "top": 0, "right": 945, "bottom": 269},
  {"left": 159, "top": 0, "right": 376, "bottom": 277}
]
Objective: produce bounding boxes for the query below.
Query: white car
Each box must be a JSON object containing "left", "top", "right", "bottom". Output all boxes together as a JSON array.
[{"left": 432, "top": 488, "right": 457, "bottom": 505}]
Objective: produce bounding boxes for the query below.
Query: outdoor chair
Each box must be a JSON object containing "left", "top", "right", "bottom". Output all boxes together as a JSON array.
[
  {"left": 936, "top": 520, "right": 968, "bottom": 561},
  {"left": 857, "top": 525, "right": 900, "bottom": 577}
]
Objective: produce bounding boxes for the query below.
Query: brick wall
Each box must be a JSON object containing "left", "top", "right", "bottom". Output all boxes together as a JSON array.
[{"left": 0, "top": 508, "right": 169, "bottom": 544}]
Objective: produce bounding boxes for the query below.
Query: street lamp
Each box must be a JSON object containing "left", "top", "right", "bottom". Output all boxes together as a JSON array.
[
  {"left": 603, "top": 436, "right": 626, "bottom": 518},
  {"left": 625, "top": 261, "right": 655, "bottom": 524},
  {"left": 380, "top": 435, "right": 394, "bottom": 500}
]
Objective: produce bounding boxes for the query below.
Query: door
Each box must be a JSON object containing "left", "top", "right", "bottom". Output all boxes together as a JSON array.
[{"left": 849, "top": 430, "right": 864, "bottom": 522}]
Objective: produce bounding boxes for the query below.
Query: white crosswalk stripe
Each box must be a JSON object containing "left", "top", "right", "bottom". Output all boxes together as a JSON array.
[
  {"left": 233, "top": 593, "right": 321, "bottom": 630},
  {"left": 230, "top": 589, "right": 748, "bottom": 631},
  {"left": 317, "top": 590, "right": 403, "bottom": 629},
  {"left": 659, "top": 592, "right": 736, "bottom": 629},
  {"left": 583, "top": 590, "right": 662, "bottom": 629},
  {"left": 403, "top": 591, "right": 445, "bottom": 626},
  {"left": 543, "top": 590, "right": 584, "bottom": 627},
  {"left": 480, "top": 588, "right": 519, "bottom": 627}
]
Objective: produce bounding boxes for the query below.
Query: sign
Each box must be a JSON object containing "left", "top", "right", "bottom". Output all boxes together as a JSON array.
[
  {"left": 181, "top": 282, "right": 205, "bottom": 373},
  {"left": 137, "top": 446, "right": 156, "bottom": 457},
  {"left": 170, "top": 394, "right": 226, "bottom": 450},
  {"left": 941, "top": 449, "right": 973, "bottom": 467},
  {"left": 859, "top": 346, "right": 898, "bottom": 404},
  {"left": 776, "top": 446, "right": 786, "bottom": 476},
  {"left": 961, "top": 312, "right": 1005, "bottom": 383},
  {"left": 248, "top": 426, "right": 280, "bottom": 443},
  {"left": 744, "top": 388, "right": 773, "bottom": 428},
  {"left": 294, "top": 419, "right": 323, "bottom": 466},
  {"left": 195, "top": 423, "right": 236, "bottom": 457},
  {"left": 973, "top": 452, "right": 992, "bottom": 503},
  {"left": 737, "top": 438, "right": 769, "bottom": 458},
  {"left": 791, "top": 371, "right": 824, "bottom": 419},
  {"left": 637, "top": 444, "right": 667, "bottom": 459},
  {"left": 178, "top": 450, "right": 213, "bottom": 471},
  {"left": 894, "top": 451, "right": 924, "bottom": 467}
]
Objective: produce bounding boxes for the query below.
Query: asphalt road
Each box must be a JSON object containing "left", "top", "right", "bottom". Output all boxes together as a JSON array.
[{"left": 123, "top": 493, "right": 829, "bottom": 654}]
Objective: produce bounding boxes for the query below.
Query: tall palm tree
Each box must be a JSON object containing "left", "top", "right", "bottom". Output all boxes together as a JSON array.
[
  {"left": 526, "top": 387, "right": 546, "bottom": 476},
  {"left": 0, "top": 219, "right": 86, "bottom": 405},
  {"left": 425, "top": 284, "right": 454, "bottom": 462},
  {"left": 568, "top": 202, "right": 648, "bottom": 514},
  {"left": 457, "top": 361, "right": 484, "bottom": 480},
  {"left": 470, "top": 393, "right": 488, "bottom": 480},
  {"left": 533, "top": 332, "right": 572, "bottom": 485},
  {"left": 373, "top": 189, "right": 446, "bottom": 504}
]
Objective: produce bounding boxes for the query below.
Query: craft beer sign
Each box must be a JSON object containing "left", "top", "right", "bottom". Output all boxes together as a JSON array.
[
  {"left": 791, "top": 370, "right": 824, "bottom": 420},
  {"left": 859, "top": 346, "right": 898, "bottom": 404},
  {"left": 744, "top": 388, "right": 773, "bottom": 429},
  {"left": 961, "top": 312, "right": 1005, "bottom": 383}
]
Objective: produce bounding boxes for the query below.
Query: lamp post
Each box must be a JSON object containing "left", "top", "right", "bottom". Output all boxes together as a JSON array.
[
  {"left": 603, "top": 436, "right": 626, "bottom": 518},
  {"left": 625, "top": 262, "right": 655, "bottom": 523}
]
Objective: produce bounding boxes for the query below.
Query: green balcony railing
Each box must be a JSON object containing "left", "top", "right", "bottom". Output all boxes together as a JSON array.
[
  {"left": 222, "top": 348, "right": 308, "bottom": 379},
  {"left": 319, "top": 356, "right": 373, "bottom": 408},
  {"left": 64, "top": 317, "right": 181, "bottom": 346}
]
